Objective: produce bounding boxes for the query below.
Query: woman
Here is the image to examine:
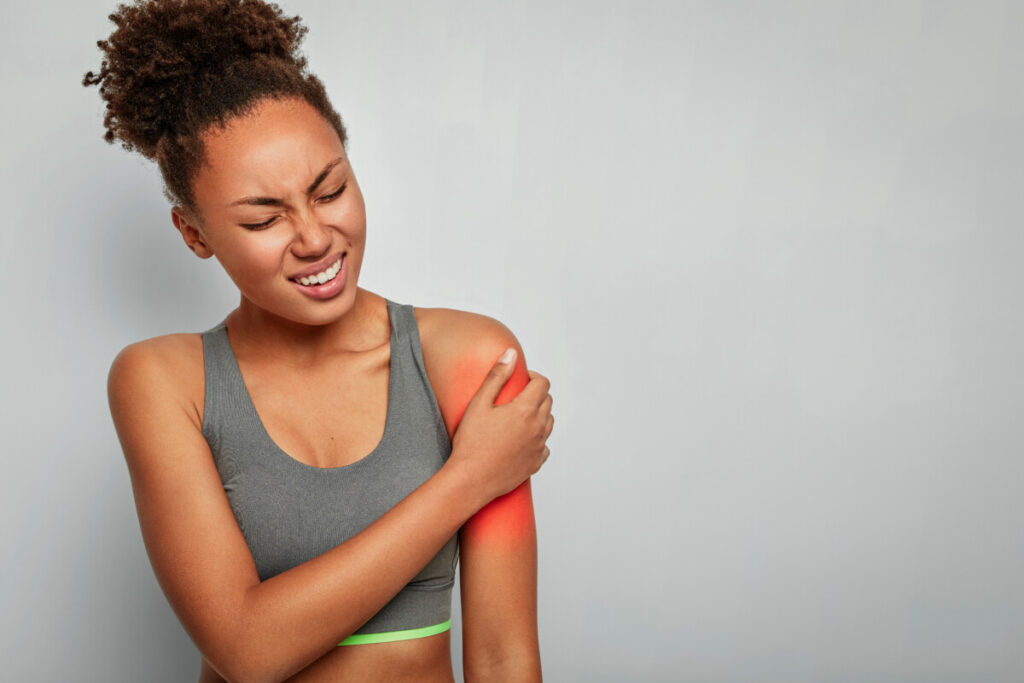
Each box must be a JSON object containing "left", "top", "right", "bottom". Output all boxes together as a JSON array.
[{"left": 84, "top": 1, "right": 554, "bottom": 681}]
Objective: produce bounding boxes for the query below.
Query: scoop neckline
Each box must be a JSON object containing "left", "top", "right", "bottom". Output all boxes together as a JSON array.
[{"left": 219, "top": 297, "right": 397, "bottom": 472}]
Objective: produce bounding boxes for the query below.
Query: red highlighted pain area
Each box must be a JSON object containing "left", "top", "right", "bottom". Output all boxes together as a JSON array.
[
  {"left": 447, "top": 352, "right": 538, "bottom": 548},
  {"left": 461, "top": 477, "right": 535, "bottom": 547}
]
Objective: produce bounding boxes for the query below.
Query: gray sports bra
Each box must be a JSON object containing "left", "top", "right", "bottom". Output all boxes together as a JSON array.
[{"left": 199, "top": 297, "right": 459, "bottom": 646}]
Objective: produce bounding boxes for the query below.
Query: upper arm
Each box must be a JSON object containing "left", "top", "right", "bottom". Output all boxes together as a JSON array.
[
  {"left": 107, "top": 339, "right": 260, "bottom": 680},
  {"left": 421, "top": 310, "right": 541, "bottom": 674},
  {"left": 460, "top": 467, "right": 540, "bottom": 675}
]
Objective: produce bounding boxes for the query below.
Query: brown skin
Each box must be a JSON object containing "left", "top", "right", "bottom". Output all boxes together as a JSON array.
[
  {"left": 173, "top": 96, "right": 370, "bottom": 354},
  {"left": 108, "top": 96, "right": 548, "bottom": 681}
]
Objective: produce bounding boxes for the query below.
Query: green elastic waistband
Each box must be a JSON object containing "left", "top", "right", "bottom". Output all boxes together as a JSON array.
[{"left": 337, "top": 619, "right": 452, "bottom": 646}]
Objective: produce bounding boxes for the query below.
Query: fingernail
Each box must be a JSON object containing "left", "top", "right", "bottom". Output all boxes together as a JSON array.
[{"left": 499, "top": 347, "right": 516, "bottom": 364}]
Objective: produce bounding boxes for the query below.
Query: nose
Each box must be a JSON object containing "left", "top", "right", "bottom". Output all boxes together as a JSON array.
[{"left": 290, "top": 208, "right": 332, "bottom": 255}]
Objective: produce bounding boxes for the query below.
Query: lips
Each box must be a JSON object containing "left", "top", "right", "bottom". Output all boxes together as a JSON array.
[{"left": 288, "top": 251, "right": 345, "bottom": 281}]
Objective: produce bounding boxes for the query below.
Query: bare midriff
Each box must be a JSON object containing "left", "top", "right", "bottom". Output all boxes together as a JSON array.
[{"left": 197, "top": 629, "right": 454, "bottom": 682}]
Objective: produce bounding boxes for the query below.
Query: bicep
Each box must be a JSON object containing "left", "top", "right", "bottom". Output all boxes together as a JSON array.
[
  {"left": 459, "top": 477, "right": 538, "bottom": 654},
  {"left": 461, "top": 346, "right": 538, "bottom": 545},
  {"left": 107, "top": 343, "right": 258, "bottom": 679},
  {"left": 455, "top": 343, "right": 540, "bottom": 660}
]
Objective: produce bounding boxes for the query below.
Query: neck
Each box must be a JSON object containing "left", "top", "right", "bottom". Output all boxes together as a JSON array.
[{"left": 225, "top": 286, "right": 387, "bottom": 366}]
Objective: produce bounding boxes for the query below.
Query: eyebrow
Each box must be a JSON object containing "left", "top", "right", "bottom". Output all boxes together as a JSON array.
[{"left": 228, "top": 156, "right": 346, "bottom": 207}]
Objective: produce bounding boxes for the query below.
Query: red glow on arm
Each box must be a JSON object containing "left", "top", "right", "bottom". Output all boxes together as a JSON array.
[
  {"left": 462, "top": 477, "right": 535, "bottom": 547},
  {"left": 450, "top": 355, "right": 537, "bottom": 547}
]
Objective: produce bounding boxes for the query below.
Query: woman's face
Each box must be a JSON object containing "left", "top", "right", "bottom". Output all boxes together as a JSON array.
[{"left": 174, "top": 96, "right": 367, "bottom": 327}]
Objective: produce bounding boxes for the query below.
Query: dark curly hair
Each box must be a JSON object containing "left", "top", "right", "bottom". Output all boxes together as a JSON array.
[{"left": 82, "top": 0, "right": 348, "bottom": 225}]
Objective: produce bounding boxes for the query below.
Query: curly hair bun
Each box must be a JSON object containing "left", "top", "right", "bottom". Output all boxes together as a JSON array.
[{"left": 82, "top": 0, "right": 311, "bottom": 159}]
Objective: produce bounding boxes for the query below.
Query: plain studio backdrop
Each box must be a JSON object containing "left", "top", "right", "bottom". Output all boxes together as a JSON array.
[{"left": 1, "top": 1, "right": 1022, "bottom": 681}]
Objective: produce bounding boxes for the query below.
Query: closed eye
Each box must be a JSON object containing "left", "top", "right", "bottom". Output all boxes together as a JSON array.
[
  {"left": 240, "top": 182, "right": 349, "bottom": 230},
  {"left": 320, "top": 181, "right": 347, "bottom": 202}
]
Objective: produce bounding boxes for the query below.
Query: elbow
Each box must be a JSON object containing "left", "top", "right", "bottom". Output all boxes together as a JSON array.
[
  {"left": 222, "top": 663, "right": 267, "bottom": 683},
  {"left": 223, "top": 643, "right": 295, "bottom": 683},
  {"left": 218, "top": 655, "right": 276, "bottom": 683},
  {"left": 209, "top": 620, "right": 281, "bottom": 683},
  {"left": 186, "top": 586, "right": 285, "bottom": 683},
  {"left": 230, "top": 672, "right": 277, "bottom": 683},
  {"left": 226, "top": 650, "right": 319, "bottom": 683},
  {"left": 207, "top": 645, "right": 265, "bottom": 683}
]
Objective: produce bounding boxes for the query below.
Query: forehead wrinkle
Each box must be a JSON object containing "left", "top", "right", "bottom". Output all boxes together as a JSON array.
[{"left": 227, "top": 155, "right": 346, "bottom": 208}]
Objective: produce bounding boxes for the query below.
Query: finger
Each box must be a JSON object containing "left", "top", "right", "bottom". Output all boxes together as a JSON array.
[{"left": 515, "top": 370, "right": 550, "bottom": 404}]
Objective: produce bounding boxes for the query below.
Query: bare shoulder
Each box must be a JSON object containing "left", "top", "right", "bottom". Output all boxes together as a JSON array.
[
  {"left": 107, "top": 332, "right": 206, "bottom": 433},
  {"left": 105, "top": 330, "right": 263, "bottom": 677},
  {"left": 412, "top": 305, "right": 525, "bottom": 367},
  {"left": 411, "top": 305, "right": 529, "bottom": 434}
]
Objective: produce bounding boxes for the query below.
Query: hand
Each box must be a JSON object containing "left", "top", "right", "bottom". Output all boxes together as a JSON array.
[{"left": 446, "top": 348, "right": 554, "bottom": 504}]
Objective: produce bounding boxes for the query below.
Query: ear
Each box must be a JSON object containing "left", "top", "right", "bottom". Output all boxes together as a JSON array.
[{"left": 171, "top": 207, "right": 214, "bottom": 259}]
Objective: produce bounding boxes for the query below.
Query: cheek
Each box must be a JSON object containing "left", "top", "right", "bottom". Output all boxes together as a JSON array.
[
  {"left": 338, "top": 215, "right": 367, "bottom": 250},
  {"left": 225, "top": 238, "right": 291, "bottom": 279},
  {"left": 338, "top": 188, "right": 367, "bottom": 232}
]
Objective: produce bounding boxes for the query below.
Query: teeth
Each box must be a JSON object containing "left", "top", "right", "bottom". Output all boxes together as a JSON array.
[{"left": 295, "top": 256, "right": 342, "bottom": 286}]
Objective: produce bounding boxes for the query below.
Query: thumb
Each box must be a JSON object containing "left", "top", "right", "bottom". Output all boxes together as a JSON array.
[{"left": 471, "top": 347, "right": 518, "bottom": 408}]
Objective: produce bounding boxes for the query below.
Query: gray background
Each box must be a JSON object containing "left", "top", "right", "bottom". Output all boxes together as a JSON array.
[{"left": 1, "top": 1, "right": 1021, "bottom": 681}]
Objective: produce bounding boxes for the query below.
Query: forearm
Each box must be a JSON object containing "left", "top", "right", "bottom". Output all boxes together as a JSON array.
[{"left": 231, "top": 462, "right": 484, "bottom": 683}]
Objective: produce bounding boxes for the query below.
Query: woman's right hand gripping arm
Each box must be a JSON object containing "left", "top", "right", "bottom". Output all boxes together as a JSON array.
[{"left": 107, "top": 338, "right": 553, "bottom": 683}]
